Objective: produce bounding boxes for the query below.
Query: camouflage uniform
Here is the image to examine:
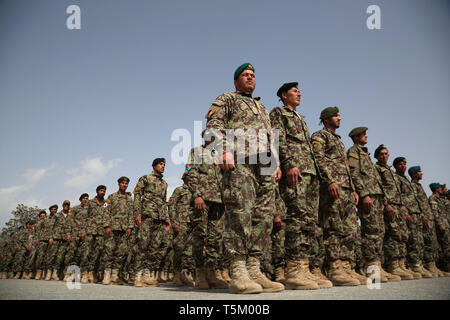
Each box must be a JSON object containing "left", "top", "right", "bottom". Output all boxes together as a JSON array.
[
  {"left": 311, "top": 128, "right": 358, "bottom": 264},
  {"left": 205, "top": 91, "right": 276, "bottom": 259},
  {"left": 375, "top": 163, "right": 408, "bottom": 263},
  {"left": 429, "top": 194, "right": 450, "bottom": 267},
  {"left": 34, "top": 216, "right": 53, "bottom": 271},
  {"left": 48, "top": 210, "right": 72, "bottom": 272},
  {"left": 102, "top": 191, "right": 134, "bottom": 270},
  {"left": 271, "top": 186, "right": 287, "bottom": 270},
  {"left": 270, "top": 106, "right": 320, "bottom": 262},
  {"left": 64, "top": 205, "right": 82, "bottom": 268},
  {"left": 11, "top": 227, "right": 29, "bottom": 273},
  {"left": 169, "top": 185, "right": 195, "bottom": 272},
  {"left": 347, "top": 144, "right": 385, "bottom": 263},
  {"left": 395, "top": 173, "right": 424, "bottom": 265},
  {"left": 185, "top": 145, "right": 226, "bottom": 269},
  {"left": 23, "top": 225, "right": 38, "bottom": 274},
  {"left": 133, "top": 171, "right": 169, "bottom": 273}
]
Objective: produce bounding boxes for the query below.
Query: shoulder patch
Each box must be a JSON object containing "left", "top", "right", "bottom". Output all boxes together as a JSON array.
[
  {"left": 206, "top": 105, "right": 221, "bottom": 119},
  {"left": 186, "top": 164, "right": 193, "bottom": 171},
  {"left": 312, "top": 140, "right": 322, "bottom": 151}
]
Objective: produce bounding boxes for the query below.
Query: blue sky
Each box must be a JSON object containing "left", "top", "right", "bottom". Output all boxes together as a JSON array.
[{"left": 0, "top": 0, "right": 449, "bottom": 227}]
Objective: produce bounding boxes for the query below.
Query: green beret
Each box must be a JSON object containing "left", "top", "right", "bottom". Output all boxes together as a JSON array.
[
  {"left": 276, "top": 82, "right": 298, "bottom": 98},
  {"left": 320, "top": 106, "right": 339, "bottom": 120},
  {"left": 49, "top": 204, "right": 58, "bottom": 210},
  {"left": 393, "top": 157, "right": 406, "bottom": 167},
  {"left": 408, "top": 166, "right": 421, "bottom": 176},
  {"left": 118, "top": 176, "right": 130, "bottom": 183},
  {"left": 348, "top": 127, "right": 368, "bottom": 138},
  {"left": 429, "top": 183, "right": 441, "bottom": 190},
  {"left": 181, "top": 171, "right": 188, "bottom": 181},
  {"left": 234, "top": 62, "right": 255, "bottom": 80},
  {"left": 374, "top": 144, "right": 387, "bottom": 158},
  {"left": 63, "top": 200, "right": 70, "bottom": 206},
  {"left": 79, "top": 193, "right": 89, "bottom": 201}
]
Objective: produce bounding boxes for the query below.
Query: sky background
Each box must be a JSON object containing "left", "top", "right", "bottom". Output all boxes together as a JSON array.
[{"left": 0, "top": 0, "right": 449, "bottom": 228}]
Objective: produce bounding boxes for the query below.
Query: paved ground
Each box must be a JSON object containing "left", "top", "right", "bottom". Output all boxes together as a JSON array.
[{"left": 0, "top": 277, "right": 449, "bottom": 300}]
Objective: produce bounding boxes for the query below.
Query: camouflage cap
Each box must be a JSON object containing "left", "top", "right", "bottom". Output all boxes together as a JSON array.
[
  {"left": 408, "top": 166, "right": 421, "bottom": 176},
  {"left": 393, "top": 157, "right": 406, "bottom": 167},
  {"left": 118, "top": 176, "right": 130, "bottom": 183},
  {"left": 63, "top": 200, "right": 70, "bottom": 206},
  {"left": 320, "top": 106, "right": 339, "bottom": 120},
  {"left": 348, "top": 127, "right": 368, "bottom": 138},
  {"left": 276, "top": 82, "right": 298, "bottom": 98},
  {"left": 49, "top": 204, "right": 58, "bottom": 210},
  {"left": 374, "top": 144, "right": 387, "bottom": 158},
  {"left": 234, "top": 62, "right": 255, "bottom": 80},
  {"left": 429, "top": 183, "right": 441, "bottom": 191}
]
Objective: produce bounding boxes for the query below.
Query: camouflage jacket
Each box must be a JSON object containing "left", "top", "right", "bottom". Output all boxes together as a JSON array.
[
  {"left": 429, "top": 194, "right": 448, "bottom": 228},
  {"left": 51, "top": 210, "right": 73, "bottom": 240},
  {"left": 347, "top": 144, "right": 384, "bottom": 198},
  {"left": 133, "top": 171, "right": 168, "bottom": 221},
  {"left": 105, "top": 191, "right": 134, "bottom": 231},
  {"left": 71, "top": 204, "right": 88, "bottom": 236},
  {"left": 375, "top": 163, "right": 404, "bottom": 206},
  {"left": 13, "top": 228, "right": 29, "bottom": 248},
  {"left": 269, "top": 106, "right": 318, "bottom": 176},
  {"left": 205, "top": 91, "right": 274, "bottom": 161},
  {"left": 394, "top": 173, "right": 421, "bottom": 214},
  {"left": 168, "top": 185, "right": 194, "bottom": 225},
  {"left": 185, "top": 146, "right": 222, "bottom": 203},
  {"left": 311, "top": 128, "right": 354, "bottom": 190},
  {"left": 35, "top": 217, "right": 53, "bottom": 241},
  {"left": 411, "top": 182, "right": 436, "bottom": 223},
  {"left": 81, "top": 197, "right": 108, "bottom": 235}
]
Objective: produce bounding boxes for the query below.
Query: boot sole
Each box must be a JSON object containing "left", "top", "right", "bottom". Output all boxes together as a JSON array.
[
  {"left": 285, "top": 283, "right": 319, "bottom": 290},
  {"left": 229, "top": 288, "right": 263, "bottom": 294}
]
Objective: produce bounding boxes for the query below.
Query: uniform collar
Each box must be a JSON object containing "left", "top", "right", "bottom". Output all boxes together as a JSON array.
[
  {"left": 236, "top": 91, "right": 261, "bottom": 100},
  {"left": 324, "top": 127, "right": 341, "bottom": 139},
  {"left": 152, "top": 171, "right": 163, "bottom": 179}
]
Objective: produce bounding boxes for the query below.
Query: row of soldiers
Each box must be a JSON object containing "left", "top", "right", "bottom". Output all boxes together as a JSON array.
[{"left": 1, "top": 63, "right": 450, "bottom": 295}]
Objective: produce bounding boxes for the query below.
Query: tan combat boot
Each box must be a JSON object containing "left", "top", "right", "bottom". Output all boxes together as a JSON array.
[
  {"left": 134, "top": 270, "right": 145, "bottom": 287},
  {"left": 229, "top": 256, "right": 263, "bottom": 294},
  {"left": 327, "top": 260, "right": 360, "bottom": 286},
  {"left": 311, "top": 267, "right": 334, "bottom": 288},
  {"left": 399, "top": 259, "right": 421, "bottom": 279},
  {"left": 284, "top": 260, "right": 319, "bottom": 290},
  {"left": 247, "top": 257, "right": 284, "bottom": 293},
  {"left": 205, "top": 267, "right": 229, "bottom": 289},
  {"left": 51, "top": 269, "right": 59, "bottom": 281},
  {"left": 432, "top": 262, "right": 450, "bottom": 277},
  {"left": 274, "top": 266, "right": 287, "bottom": 285},
  {"left": 424, "top": 262, "right": 439, "bottom": 278},
  {"left": 181, "top": 269, "right": 195, "bottom": 287},
  {"left": 387, "top": 260, "right": 413, "bottom": 280},
  {"left": 13, "top": 272, "right": 21, "bottom": 279},
  {"left": 0, "top": 272, "right": 6, "bottom": 279},
  {"left": 173, "top": 270, "right": 184, "bottom": 287},
  {"left": 44, "top": 269, "right": 52, "bottom": 281},
  {"left": 80, "top": 271, "right": 89, "bottom": 284},
  {"left": 298, "top": 259, "right": 332, "bottom": 289},
  {"left": 341, "top": 260, "right": 367, "bottom": 285},
  {"left": 411, "top": 263, "right": 432, "bottom": 278},
  {"left": 365, "top": 261, "right": 388, "bottom": 283},
  {"left": 34, "top": 270, "right": 42, "bottom": 280},
  {"left": 110, "top": 269, "right": 120, "bottom": 284},
  {"left": 194, "top": 267, "right": 209, "bottom": 289},
  {"left": 378, "top": 261, "right": 401, "bottom": 282},
  {"left": 168, "top": 272, "right": 174, "bottom": 282},
  {"left": 88, "top": 270, "right": 95, "bottom": 283},
  {"left": 142, "top": 269, "right": 159, "bottom": 287},
  {"left": 102, "top": 268, "right": 112, "bottom": 285},
  {"left": 21, "top": 272, "right": 29, "bottom": 280},
  {"left": 221, "top": 269, "right": 232, "bottom": 284}
]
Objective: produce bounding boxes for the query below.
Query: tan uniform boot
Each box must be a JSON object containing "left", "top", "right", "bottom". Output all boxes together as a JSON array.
[
  {"left": 365, "top": 261, "right": 388, "bottom": 283},
  {"left": 341, "top": 260, "right": 367, "bottom": 285},
  {"left": 156, "top": 271, "right": 165, "bottom": 283},
  {"left": 13, "top": 272, "right": 21, "bottom": 279},
  {"left": 168, "top": 272, "right": 174, "bottom": 282},
  {"left": 110, "top": 269, "right": 120, "bottom": 284},
  {"left": 378, "top": 262, "right": 401, "bottom": 282},
  {"left": 229, "top": 257, "right": 263, "bottom": 294},
  {"left": 327, "top": 260, "right": 360, "bottom": 286},
  {"left": 180, "top": 269, "right": 195, "bottom": 287},
  {"left": 134, "top": 270, "right": 145, "bottom": 287},
  {"left": 387, "top": 260, "right": 413, "bottom": 280},
  {"left": 433, "top": 262, "right": 450, "bottom": 277},
  {"left": 51, "top": 269, "right": 59, "bottom": 281},
  {"left": 274, "top": 266, "right": 287, "bottom": 285},
  {"left": 284, "top": 260, "right": 319, "bottom": 290},
  {"left": 34, "top": 270, "right": 42, "bottom": 280},
  {"left": 411, "top": 263, "right": 432, "bottom": 278},
  {"left": 297, "top": 259, "right": 332, "bottom": 289},
  {"left": 173, "top": 271, "right": 184, "bottom": 287},
  {"left": 88, "top": 270, "right": 95, "bottom": 283},
  {"left": 247, "top": 257, "right": 284, "bottom": 293},
  {"left": 102, "top": 268, "right": 112, "bottom": 285},
  {"left": 221, "top": 269, "right": 232, "bottom": 283},
  {"left": 194, "top": 267, "right": 209, "bottom": 289},
  {"left": 80, "top": 271, "right": 89, "bottom": 284},
  {"left": 399, "top": 259, "right": 421, "bottom": 279},
  {"left": 310, "top": 267, "right": 333, "bottom": 288},
  {"left": 424, "top": 262, "right": 439, "bottom": 278},
  {"left": 142, "top": 269, "right": 159, "bottom": 287},
  {"left": 205, "top": 267, "right": 229, "bottom": 289},
  {"left": 21, "top": 272, "right": 28, "bottom": 280},
  {"left": 0, "top": 272, "right": 6, "bottom": 279},
  {"left": 44, "top": 269, "right": 51, "bottom": 280}
]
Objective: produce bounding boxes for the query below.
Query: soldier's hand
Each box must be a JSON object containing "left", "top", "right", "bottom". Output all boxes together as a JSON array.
[
  {"left": 328, "top": 182, "right": 340, "bottom": 199},
  {"left": 66, "top": 235, "right": 72, "bottom": 243},
  {"left": 194, "top": 197, "right": 206, "bottom": 212},
  {"left": 362, "top": 196, "right": 373, "bottom": 212},
  {"left": 104, "top": 227, "right": 112, "bottom": 238},
  {"left": 286, "top": 167, "right": 302, "bottom": 187},
  {"left": 173, "top": 225, "right": 180, "bottom": 233},
  {"left": 81, "top": 233, "right": 86, "bottom": 241},
  {"left": 402, "top": 207, "right": 409, "bottom": 215},
  {"left": 34, "top": 239, "right": 39, "bottom": 245},
  {"left": 165, "top": 220, "right": 171, "bottom": 232},
  {"left": 49, "top": 238, "right": 54, "bottom": 245},
  {"left": 26, "top": 245, "right": 32, "bottom": 251},
  {"left": 440, "top": 225, "right": 446, "bottom": 232},
  {"left": 11, "top": 249, "right": 15, "bottom": 255},
  {"left": 135, "top": 215, "right": 142, "bottom": 228},
  {"left": 126, "top": 228, "right": 132, "bottom": 238},
  {"left": 16, "top": 246, "right": 21, "bottom": 251},
  {"left": 405, "top": 214, "right": 413, "bottom": 225},
  {"left": 219, "top": 152, "right": 235, "bottom": 171},
  {"left": 353, "top": 192, "right": 359, "bottom": 206},
  {"left": 273, "top": 215, "right": 282, "bottom": 228},
  {"left": 275, "top": 167, "right": 282, "bottom": 182},
  {"left": 130, "top": 238, "right": 135, "bottom": 244},
  {"left": 385, "top": 204, "right": 395, "bottom": 221}
]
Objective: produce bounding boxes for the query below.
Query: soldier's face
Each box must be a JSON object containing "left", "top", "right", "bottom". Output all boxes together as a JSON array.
[
  {"left": 63, "top": 204, "right": 70, "bottom": 211},
  {"left": 416, "top": 171, "right": 423, "bottom": 180},
  {"left": 395, "top": 162, "right": 407, "bottom": 174},
  {"left": 154, "top": 162, "right": 165, "bottom": 174},
  {"left": 376, "top": 149, "right": 389, "bottom": 165},
  {"left": 39, "top": 214, "right": 46, "bottom": 220},
  {"left": 119, "top": 181, "right": 129, "bottom": 192},
  {"left": 325, "top": 113, "right": 341, "bottom": 128},
  {"left": 97, "top": 189, "right": 106, "bottom": 198},
  {"left": 234, "top": 70, "right": 255, "bottom": 94},
  {"left": 80, "top": 196, "right": 89, "bottom": 205},
  {"left": 354, "top": 132, "right": 367, "bottom": 145},
  {"left": 282, "top": 87, "right": 301, "bottom": 107},
  {"left": 50, "top": 208, "right": 57, "bottom": 215}
]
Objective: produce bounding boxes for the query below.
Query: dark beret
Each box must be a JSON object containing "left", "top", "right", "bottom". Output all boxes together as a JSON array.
[
  {"left": 49, "top": 204, "right": 58, "bottom": 210},
  {"left": 429, "top": 183, "right": 441, "bottom": 191},
  {"left": 348, "top": 127, "right": 368, "bottom": 138},
  {"left": 39, "top": 210, "right": 47, "bottom": 216},
  {"left": 96, "top": 185, "right": 107, "bottom": 192},
  {"left": 79, "top": 193, "right": 89, "bottom": 201},
  {"left": 118, "top": 176, "right": 130, "bottom": 183},
  {"left": 408, "top": 166, "right": 421, "bottom": 176},
  {"left": 374, "top": 144, "right": 387, "bottom": 158},
  {"left": 393, "top": 157, "right": 406, "bottom": 167},
  {"left": 152, "top": 158, "right": 166, "bottom": 167},
  {"left": 320, "top": 106, "right": 339, "bottom": 120},
  {"left": 234, "top": 63, "right": 255, "bottom": 80},
  {"left": 276, "top": 82, "right": 298, "bottom": 98}
]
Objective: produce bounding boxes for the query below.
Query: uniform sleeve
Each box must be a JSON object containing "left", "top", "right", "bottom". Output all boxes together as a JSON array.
[
  {"left": 133, "top": 177, "right": 146, "bottom": 218},
  {"left": 168, "top": 189, "right": 181, "bottom": 226},
  {"left": 127, "top": 194, "right": 135, "bottom": 230},
  {"left": 270, "top": 108, "right": 291, "bottom": 172},
  {"left": 103, "top": 196, "right": 112, "bottom": 228},
  {"left": 185, "top": 148, "right": 200, "bottom": 197},
  {"left": 347, "top": 149, "right": 369, "bottom": 198},
  {"left": 205, "top": 93, "right": 233, "bottom": 156},
  {"left": 311, "top": 133, "right": 334, "bottom": 185}
]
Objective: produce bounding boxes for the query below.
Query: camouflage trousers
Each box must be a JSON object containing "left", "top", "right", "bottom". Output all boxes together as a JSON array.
[
  {"left": 135, "top": 218, "right": 170, "bottom": 272},
  {"left": 79, "top": 234, "right": 104, "bottom": 271},
  {"left": 280, "top": 174, "right": 319, "bottom": 260},
  {"left": 161, "top": 246, "right": 174, "bottom": 273},
  {"left": 271, "top": 221, "right": 285, "bottom": 268},
  {"left": 173, "top": 222, "right": 195, "bottom": 272},
  {"left": 222, "top": 163, "right": 275, "bottom": 259},
  {"left": 383, "top": 204, "right": 408, "bottom": 262},
  {"left": 46, "top": 240, "right": 68, "bottom": 270},
  {"left": 23, "top": 247, "right": 37, "bottom": 273},
  {"left": 35, "top": 241, "right": 49, "bottom": 270},
  {"left": 406, "top": 213, "right": 424, "bottom": 265},
  {"left": 158, "top": 229, "right": 173, "bottom": 272},
  {"left": 101, "top": 230, "right": 131, "bottom": 270},
  {"left": 1, "top": 250, "right": 14, "bottom": 272},
  {"left": 319, "top": 185, "right": 359, "bottom": 264},
  {"left": 351, "top": 222, "right": 364, "bottom": 270},
  {"left": 358, "top": 194, "right": 385, "bottom": 262},
  {"left": 309, "top": 224, "right": 326, "bottom": 269},
  {"left": 192, "top": 201, "right": 225, "bottom": 268},
  {"left": 123, "top": 238, "right": 138, "bottom": 276},
  {"left": 12, "top": 247, "right": 27, "bottom": 272},
  {"left": 64, "top": 239, "right": 80, "bottom": 268},
  {"left": 261, "top": 235, "right": 273, "bottom": 275},
  {"left": 436, "top": 228, "right": 450, "bottom": 265},
  {"left": 422, "top": 220, "right": 440, "bottom": 263}
]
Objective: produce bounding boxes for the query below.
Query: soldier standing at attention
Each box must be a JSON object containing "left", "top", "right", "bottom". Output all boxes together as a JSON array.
[
  {"left": 33, "top": 210, "right": 50, "bottom": 280},
  {"left": 269, "top": 82, "right": 331, "bottom": 290},
  {"left": 101, "top": 177, "right": 134, "bottom": 285},
  {"left": 205, "top": 63, "right": 284, "bottom": 294},
  {"left": 133, "top": 158, "right": 170, "bottom": 287},
  {"left": 347, "top": 127, "right": 401, "bottom": 282},
  {"left": 311, "top": 107, "right": 362, "bottom": 286}
]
